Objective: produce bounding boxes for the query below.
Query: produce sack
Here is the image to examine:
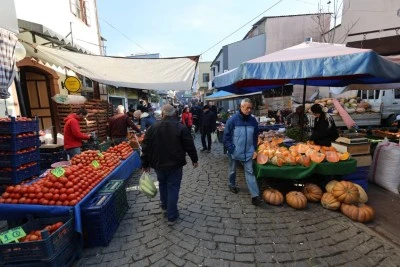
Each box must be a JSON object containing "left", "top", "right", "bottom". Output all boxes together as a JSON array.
[
  {"left": 139, "top": 172, "right": 158, "bottom": 198},
  {"left": 211, "top": 132, "right": 218, "bottom": 143},
  {"left": 369, "top": 139, "right": 400, "bottom": 194}
]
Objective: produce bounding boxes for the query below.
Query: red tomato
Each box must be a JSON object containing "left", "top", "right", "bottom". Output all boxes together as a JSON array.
[
  {"left": 6, "top": 186, "right": 15, "bottom": 193},
  {"left": 67, "top": 194, "right": 76, "bottom": 201},
  {"left": 69, "top": 200, "right": 78, "bottom": 206},
  {"left": 59, "top": 194, "right": 68, "bottom": 202},
  {"left": 58, "top": 177, "right": 68, "bottom": 184},
  {"left": 65, "top": 182, "right": 73, "bottom": 188}
]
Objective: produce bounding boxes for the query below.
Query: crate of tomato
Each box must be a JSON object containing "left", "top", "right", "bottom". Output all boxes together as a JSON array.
[
  {"left": 0, "top": 162, "right": 40, "bottom": 185},
  {"left": 0, "top": 216, "right": 77, "bottom": 264},
  {"left": 0, "top": 117, "right": 39, "bottom": 135}
]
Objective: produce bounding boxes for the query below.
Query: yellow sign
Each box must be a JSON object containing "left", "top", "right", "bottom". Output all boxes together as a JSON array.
[{"left": 64, "top": 76, "right": 81, "bottom": 92}]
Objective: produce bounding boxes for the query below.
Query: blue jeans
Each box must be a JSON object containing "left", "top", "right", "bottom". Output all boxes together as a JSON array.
[
  {"left": 154, "top": 167, "right": 183, "bottom": 221},
  {"left": 66, "top": 147, "right": 81, "bottom": 159},
  {"left": 228, "top": 154, "right": 260, "bottom": 198}
]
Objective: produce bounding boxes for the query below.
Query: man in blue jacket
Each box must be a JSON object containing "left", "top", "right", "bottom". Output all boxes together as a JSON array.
[{"left": 223, "top": 98, "right": 263, "bottom": 206}]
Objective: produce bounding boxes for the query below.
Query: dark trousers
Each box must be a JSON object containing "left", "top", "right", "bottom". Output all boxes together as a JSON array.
[
  {"left": 201, "top": 128, "right": 212, "bottom": 150},
  {"left": 155, "top": 167, "right": 183, "bottom": 222}
]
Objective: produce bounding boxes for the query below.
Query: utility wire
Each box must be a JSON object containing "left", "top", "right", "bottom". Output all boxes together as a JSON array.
[
  {"left": 200, "top": 0, "right": 284, "bottom": 55},
  {"left": 99, "top": 17, "right": 149, "bottom": 53}
]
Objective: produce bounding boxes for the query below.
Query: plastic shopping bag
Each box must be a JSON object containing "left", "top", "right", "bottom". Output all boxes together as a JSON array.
[
  {"left": 139, "top": 172, "right": 158, "bottom": 198},
  {"left": 211, "top": 132, "right": 218, "bottom": 143}
]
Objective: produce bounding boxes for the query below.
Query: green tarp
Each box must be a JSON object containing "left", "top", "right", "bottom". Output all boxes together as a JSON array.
[{"left": 254, "top": 158, "right": 357, "bottom": 180}]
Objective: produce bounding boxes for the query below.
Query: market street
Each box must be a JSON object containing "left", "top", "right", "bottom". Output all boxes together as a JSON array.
[{"left": 76, "top": 138, "right": 400, "bottom": 267}]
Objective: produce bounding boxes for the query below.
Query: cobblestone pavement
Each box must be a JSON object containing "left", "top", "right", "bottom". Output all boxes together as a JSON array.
[{"left": 76, "top": 138, "right": 400, "bottom": 267}]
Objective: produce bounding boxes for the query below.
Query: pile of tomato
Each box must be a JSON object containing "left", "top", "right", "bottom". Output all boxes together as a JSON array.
[
  {"left": 106, "top": 142, "right": 134, "bottom": 159},
  {"left": 0, "top": 117, "right": 33, "bottom": 122},
  {"left": 19, "top": 221, "right": 64, "bottom": 242},
  {"left": 0, "top": 162, "right": 37, "bottom": 172}
]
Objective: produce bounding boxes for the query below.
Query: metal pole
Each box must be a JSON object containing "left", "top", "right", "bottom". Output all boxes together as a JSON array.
[
  {"left": 15, "top": 74, "right": 27, "bottom": 117},
  {"left": 301, "top": 79, "right": 307, "bottom": 141}
]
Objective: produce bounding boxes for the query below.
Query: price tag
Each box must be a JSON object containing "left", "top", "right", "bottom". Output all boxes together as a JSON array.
[
  {"left": 0, "top": 227, "right": 26, "bottom": 244},
  {"left": 91, "top": 160, "right": 100, "bottom": 168},
  {"left": 97, "top": 152, "right": 104, "bottom": 157},
  {"left": 51, "top": 167, "right": 65, "bottom": 178}
]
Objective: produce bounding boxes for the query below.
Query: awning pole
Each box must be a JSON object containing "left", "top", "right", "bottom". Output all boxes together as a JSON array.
[{"left": 301, "top": 79, "right": 307, "bottom": 141}]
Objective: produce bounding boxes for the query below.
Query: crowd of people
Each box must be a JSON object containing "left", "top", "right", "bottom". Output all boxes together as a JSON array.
[{"left": 63, "top": 98, "right": 340, "bottom": 225}]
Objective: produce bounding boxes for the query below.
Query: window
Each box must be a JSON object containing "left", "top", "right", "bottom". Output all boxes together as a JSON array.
[
  {"left": 394, "top": 89, "right": 400, "bottom": 99},
  {"left": 70, "top": 0, "right": 91, "bottom": 26},
  {"left": 202, "top": 73, "right": 210, "bottom": 83}
]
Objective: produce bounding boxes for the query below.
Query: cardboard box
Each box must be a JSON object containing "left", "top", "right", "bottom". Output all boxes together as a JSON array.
[
  {"left": 332, "top": 142, "right": 370, "bottom": 155},
  {"left": 352, "top": 154, "right": 372, "bottom": 167}
]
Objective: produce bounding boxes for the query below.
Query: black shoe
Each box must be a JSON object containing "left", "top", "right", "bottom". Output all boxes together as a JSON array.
[
  {"left": 251, "top": 196, "right": 263, "bottom": 206},
  {"left": 206, "top": 149, "right": 211, "bottom": 153},
  {"left": 200, "top": 148, "right": 207, "bottom": 152},
  {"left": 167, "top": 216, "right": 180, "bottom": 226},
  {"left": 229, "top": 185, "right": 239, "bottom": 194}
]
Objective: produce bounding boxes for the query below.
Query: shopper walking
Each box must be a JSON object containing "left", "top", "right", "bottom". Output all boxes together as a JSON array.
[
  {"left": 181, "top": 106, "right": 193, "bottom": 130},
  {"left": 108, "top": 105, "right": 141, "bottom": 145},
  {"left": 141, "top": 104, "right": 198, "bottom": 225},
  {"left": 63, "top": 108, "right": 91, "bottom": 159},
  {"left": 133, "top": 110, "right": 156, "bottom": 131},
  {"left": 200, "top": 105, "right": 216, "bottom": 152},
  {"left": 223, "top": 98, "right": 263, "bottom": 206}
]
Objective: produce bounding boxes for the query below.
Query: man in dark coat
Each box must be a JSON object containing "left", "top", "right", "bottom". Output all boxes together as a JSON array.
[
  {"left": 200, "top": 105, "right": 217, "bottom": 152},
  {"left": 141, "top": 104, "right": 198, "bottom": 225}
]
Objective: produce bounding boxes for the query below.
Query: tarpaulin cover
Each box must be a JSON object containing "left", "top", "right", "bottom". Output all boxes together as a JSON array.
[
  {"left": 0, "top": 27, "right": 17, "bottom": 99},
  {"left": 214, "top": 42, "right": 400, "bottom": 94},
  {"left": 35, "top": 45, "right": 199, "bottom": 91},
  {"left": 204, "top": 90, "right": 261, "bottom": 100},
  {"left": 0, "top": 151, "right": 141, "bottom": 233},
  {"left": 254, "top": 158, "right": 357, "bottom": 179}
]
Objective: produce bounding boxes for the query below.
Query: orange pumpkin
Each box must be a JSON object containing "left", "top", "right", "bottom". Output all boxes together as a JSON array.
[
  {"left": 303, "top": 183, "right": 323, "bottom": 202},
  {"left": 262, "top": 189, "right": 284, "bottom": 206},
  {"left": 340, "top": 203, "right": 375, "bottom": 223},
  {"left": 286, "top": 191, "right": 307, "bottom": 209},
  {"left": 256, "top": 153, "right": 269, "bottom": 165},
  {"left": 325, "top": 180, "right": 339, "bottom": 193},
  {"left": 325, "top": 151, "right": 340, "bottom": 163},
  {"left": 296, "top": 155, "right": 311, "bottom": 167},
  {"left": 321, "top": 193, "right": 341, "bottom": 210},
  {"left": 309, "top": 152, "right": 326, "bottom": 163},
  {"left": 332, "top": 181, "right": 360, "bottom": 204},
  {"left": 271, "top": 156, "right": 285, "bottom": 167},
  {"left": 297, "top": 144, "right": 309, "bottom": 154}
]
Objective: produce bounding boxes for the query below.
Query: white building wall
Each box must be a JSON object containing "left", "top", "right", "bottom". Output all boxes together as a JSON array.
[
  {"left": 334, "top": 0, "right": 400, "bottom": 43},
  {"left": 227, "top": 34, "right": 266, "bottom": 70},
  {"left": 198, "top": 62, "right": 211, "bottom": 89},
  {"left": 211, "top": 53, "right": 224, "bottom": 78},
  {"left": 14, "top": 0, "right": 101, "bottom": 54},
  {"left": 264, "top": 15, "right": 330, "bottom": 54}
]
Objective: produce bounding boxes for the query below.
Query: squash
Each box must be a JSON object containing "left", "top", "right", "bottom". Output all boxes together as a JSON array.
[
  {"left": 340, "top": 203, "right": 374, "bottom": 223},
  {"left": 286, "top": 191, "right": 307, "bottom": 209},
  {"left": 321, "top": 193, "right": 341, "bottom": 210},
  {"left": 354, "top": 183, "right": 368, "bottom": 203},
  {"left": 309, "top": 152, "right": 326, "bottom": 163},
  {"left": 325, "top": 180, "right": 339, "bottom": 193},
  {"left": 332, "top": 181, "right": 360, "bottom": 204},
  {"left": 256, "top": 153, "right": 269, "bottom": 165},
  {"left": 303, "top": 183, "right": 323, "bottom": 202},
  {"left": 297, "top": 143, "right": 309, "bottom": 154},
  {"left": 296, "top": 155, "right": 311, "bottom": 167},
  {"left": 338, "top": 152, "right": 350, "bottom": 161},
  {"left": 326, "top": 151, "right": 340, "bottom": 163},
  {"left": 270, "top": 156, "right": 284, "bottom": 167},
  {"left": 262, "top": 189, "right": 284, "bottom": 206}
]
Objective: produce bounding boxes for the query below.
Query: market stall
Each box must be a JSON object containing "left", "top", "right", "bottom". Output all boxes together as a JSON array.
[{"left": 0, "top": 150, "right": 141, "bottom": 233}]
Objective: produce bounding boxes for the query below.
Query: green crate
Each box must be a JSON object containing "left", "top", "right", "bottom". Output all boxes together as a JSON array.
[{"left": 98, "top": 141, "right": 111, "bottom": 152}]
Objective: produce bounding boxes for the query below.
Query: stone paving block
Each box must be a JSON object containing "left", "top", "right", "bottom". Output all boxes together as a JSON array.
[
  {"left": 166, "top": 253, "right": 186, "bottom": 266},
  {"left": 121, "top": 239, "right": 141, "bottom": 251},
  {"left": 105, "top": 256, "right": 133, "bottom": 267},
  {"left": 178, "top": 240, "right": 196, "bottom": 252},
  {"left": 236, "top": 237, "right": 256, "bottom": 245},
  {"left": 271, "top": 252, "right": 293, "bottom": 263},
  {"left": 168, "top": 244, "right": 189, "bottom": 258},
  {"left": 130, "top": 246, "right": 153, "bottom": 261},
  {"left": 230, "top": 262, "right": 257, "bottom": 267},
  {"left": 208, "top": 227, "right": 225, "bottom": 235},
  {"left": 150, "top": 259, "right": 172, "bottom": 267},
  {"left": 234, "top": 253, "right": 255, "bottom": 262},
  {"left": 193, "top": 247, "right": 212, "bottom": 258},
  {"left": 214, "top": 234, "right": 235, "bottom": 243},
  {"left": 254, "top": 252, "right": 275, "bottom": 263},
  {"left": 101, "top": 251, "right": 125, "bottom": 263},
  {"left": 218, "top": 242, "right": 236, "bottom": 253},
  {"left": 126, "top": 232, "right": 144, "bottom": 242},
  {"left": 184, "top": 252, "right": 204, "bottom": 265},
  {"left": 203, "top": 258, "right": 230, "bottom": 267},
  {"left": 236, "top": 245, "right": 255, "bottom": 253},
  {"left": 129, "top": 258, "right": 150, "bottom": 267},
  {"left": 182, "top": 227, "right": 197, "bottom": 237},
  {"left": 199, "top": 240, "right": 217, "bottom": 250},
  {"left": 211, "top": 250, "right": 234, "bottom": 261},
  {"left": 148, "top": 250, "right": 168, "bottom": 264}
]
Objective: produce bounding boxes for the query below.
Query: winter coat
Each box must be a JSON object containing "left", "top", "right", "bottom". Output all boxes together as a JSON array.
[
  {"left": 141, "top": 118, "right": 198, "bottom": 170},
  {"left": 181, "top": 112, "right": 193, "bottom": 127},
  {"left": 63, "top": 114, "right": 90, "bottom": 150},
  {"left": 223, "top": 112, "right": 259, "bottom": 162},
  {"left": 108, "top": 113, "right": 141, "bottom": 138},
  {"left": 140, "top": 112, "right": 156, "bottom": 130},
  {"left": 200, "top": 110, "right": 216, "bottom": 133},
  {"left": 310, "top": 115, "right": 338, "bottom": 147}
]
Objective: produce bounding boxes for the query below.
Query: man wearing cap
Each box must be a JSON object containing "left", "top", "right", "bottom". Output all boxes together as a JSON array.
[
  {"left": 392, "top": 114, "right": 400, "bottom": 129},
  {"left": 200, "top": 105, "right": 216, "bottom": 152}
]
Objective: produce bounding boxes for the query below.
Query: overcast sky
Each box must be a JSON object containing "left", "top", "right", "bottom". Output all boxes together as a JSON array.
[{"left": 97, "top": 0, "right": 333, "bottom": 61}]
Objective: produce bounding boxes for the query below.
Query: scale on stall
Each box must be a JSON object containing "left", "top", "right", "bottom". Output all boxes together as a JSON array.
[{"left": 335, "top": 133, "right": 369, "bottom": 144}]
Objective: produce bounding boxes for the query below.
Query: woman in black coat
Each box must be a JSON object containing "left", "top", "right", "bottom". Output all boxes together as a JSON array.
[{"left": 310, "top": 104, "right": 338, "bottom": 147}]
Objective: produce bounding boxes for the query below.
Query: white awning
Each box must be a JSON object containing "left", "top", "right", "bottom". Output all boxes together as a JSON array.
[{"left": 34, "top": 45, "right": 199, "bottom": 91}]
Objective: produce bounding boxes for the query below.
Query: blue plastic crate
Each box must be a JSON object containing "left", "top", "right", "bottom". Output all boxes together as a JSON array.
[
  {"left": 0, "top": 216, "right": 76, "bottom": 264},
  {"left": 81, "top": 193, "right": 119, "bottom": 247},
  {"left": 0, "top": 149, "right": 40, "bottom": 168},
  {"left": 342, "top": 166, "right": 369, "bottom": 191},
  {"left": 40, "top": 151, "right": 68, "bottom": 165},
  {"left": 98, "top": 180, "right": 128, "bottom": 222},
  {"left": 0, "top": 117, "right": 39, "bottom": 134},
  {"left": 0, "top": 135, "right": 41, "bottom": 151},
  {"left": 0, "top": 163, "right": 41, "bottom": 184}
]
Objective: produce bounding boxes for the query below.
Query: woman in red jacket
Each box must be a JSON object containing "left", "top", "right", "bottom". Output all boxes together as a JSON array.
[
  {"left": 181, "top": 106, "right": 193, "bottom": 130},
  {"left": 63, "top": 108, "right": 91, "bottom": 159}
]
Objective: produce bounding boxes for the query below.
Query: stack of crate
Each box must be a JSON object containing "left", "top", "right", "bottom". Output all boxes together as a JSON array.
[
  {"left": 332, "top": 134, "right": 371, "bottom": 190},
  {"left": 0, "top": 117, "right": 41, "bottom": 184},
  {"left": 56, "top": 100, "right": 113, "bottom": 142}
]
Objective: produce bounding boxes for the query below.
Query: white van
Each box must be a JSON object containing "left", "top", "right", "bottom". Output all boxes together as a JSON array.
[{"left": 358, "top": 89, "right": 400, "bottom": 124}]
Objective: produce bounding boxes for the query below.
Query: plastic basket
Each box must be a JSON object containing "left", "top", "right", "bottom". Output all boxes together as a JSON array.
[
  {"left": 98, "top": 180, "right": 128, "bottom": 222},
  {"left": 0, "top": 216, "right": 75, "bottom": 264},
  {"left": 0, "top": 118, "right": 39, "bottom": 134},
  {"left": 0, "top": 135, "right": 41, "bottom": 151},
  {"left": 98, "top": 141, "right": 111, "bottom": 152},
  {"left": 0, "top": 149, "right": 40, "bottom": 168},
  {"left": 81, "top": 193, "right": 118, "bottom": 247},
  {"left": 0, "top": 163, "right": 41, "bottom": 184},
  {"left": 40, "top": 151, "right": 68, "bottom": 164}
]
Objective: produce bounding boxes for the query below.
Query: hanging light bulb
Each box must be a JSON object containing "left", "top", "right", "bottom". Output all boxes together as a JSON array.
[{"left": 14, "top": 41, "right": 26, "bottom": 62}]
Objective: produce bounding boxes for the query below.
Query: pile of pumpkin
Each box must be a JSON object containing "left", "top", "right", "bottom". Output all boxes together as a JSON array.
[
  {"left": 255, "top": 140, "right": 350, "bottom": 167},
  {"left": 304, "top": 97, "right": 377, "bottom": 114},
  {"left": 262, "top": 180, "right": 374, "bottom": 223}
]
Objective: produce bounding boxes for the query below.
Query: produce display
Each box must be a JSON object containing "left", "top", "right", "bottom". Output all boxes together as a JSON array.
[
  {"left": 0, "top": 117, "right": 34, "bottom": 122},
  {"left": 286, "top": 191, "right": 308, "bottom": 209},
  {"left": 302, "top": 183, "right": 323, "bottom": 202},
  {"left": 18, "top": 221, "right": 64, "bottom": 242},
  {"left": 262, "top": 188, "right": 284, "bottom": 206},
  {"left": 255, "top": 140, "right": 350, "bottom": 167},
  {"left": 304, "top": 97, "right": 378, "bottom": 114}
]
